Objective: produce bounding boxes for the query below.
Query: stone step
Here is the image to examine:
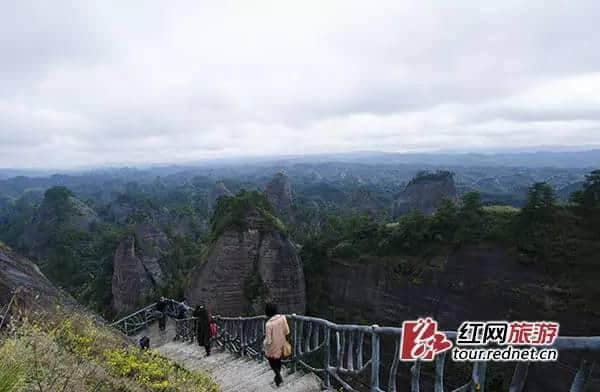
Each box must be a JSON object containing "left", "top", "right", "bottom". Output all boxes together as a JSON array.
[{"left": 136, "top": 324, "right": 323, "bottom": 391}]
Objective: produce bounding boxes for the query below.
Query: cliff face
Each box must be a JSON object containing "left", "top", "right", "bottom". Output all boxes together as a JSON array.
[
  {"left": 0, "top": 244, "right": 74, "bottom": 307},
  {"left": 133, "top": 222, "right": 170, "bottom": 286},
  {"left": 306, "top": 245, "right": 600, "bottom": 335},
  {"left": 266, "top": 172, "right": 294, "bottom": 223},
  {"left": 394, "top": 172, "right": 457, "bottom": 216},
  {"left": 111, "top": 236, "right": 154, "bottom": 314},
  {"left": 186, "top": 211, "right": 305, "bottom": 316},
  {"left": 306, "top": 245, "right": 599, "bottom": 391},
  {"left": 111, "top": 222, "right": 171, "bottom": 313}
]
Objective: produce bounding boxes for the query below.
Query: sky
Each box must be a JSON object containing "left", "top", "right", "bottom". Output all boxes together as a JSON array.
[{"left": 1, "top": 0, "right": 600, "bottom": 169}]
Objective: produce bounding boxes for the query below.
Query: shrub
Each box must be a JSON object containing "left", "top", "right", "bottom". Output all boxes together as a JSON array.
[{"left": 0, "top": 308, "right": 218, "bottom": 392}]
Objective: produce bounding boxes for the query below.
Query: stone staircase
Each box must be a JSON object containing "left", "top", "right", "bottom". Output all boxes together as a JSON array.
[{"left": 134, "top": 319, "right": 322, "bottom": 392}]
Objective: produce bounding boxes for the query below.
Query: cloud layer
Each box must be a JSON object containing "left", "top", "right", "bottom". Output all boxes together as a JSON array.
[{"left": 2, "top": 0, "right": 600, "bottom": 168}]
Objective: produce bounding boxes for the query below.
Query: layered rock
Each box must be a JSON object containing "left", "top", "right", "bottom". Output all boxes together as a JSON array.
[
  {"left": 133, "top": 222, "right": 170, "bottom": 286},
  {"left": 305, "top": 246, "right": 599, "bottom": 391},
  {"left": 111, "top": 221, "right": 171, "bottom": 313},
  {"left": 0, "top": 243, "right": 74, "bottom": 307},
  {"left": 393, "top": 171, "right": 457, "bottom": 216},
  {"left": 111, "top": 236, "right": 155, "bottom": 314},
  {"left": 265, "top": 171, "right": 294, "bottom": 222},
  {"left": 186, "top": 210, "right": 305, "bottom": 316}
]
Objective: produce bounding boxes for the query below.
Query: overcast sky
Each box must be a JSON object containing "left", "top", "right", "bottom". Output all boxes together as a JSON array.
[{"left": 2, "top": 1, "right": 600, "bottom": 168}]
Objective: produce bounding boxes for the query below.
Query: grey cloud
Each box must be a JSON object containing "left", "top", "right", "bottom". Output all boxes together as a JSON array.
[{"left": 2, "top": 0, "right": 600, "bottom": 168}]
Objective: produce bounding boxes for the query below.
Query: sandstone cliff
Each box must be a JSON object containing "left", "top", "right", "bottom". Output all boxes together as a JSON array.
[
  {"left": 0, "top": 243, "right": 75, "bottom": 307},
  {"left": 133, "top": 222, "right": 170, "bottom": 286},
  {"left": 265, "top": 172, "right": 294, "bottom": 223},
  {"left": 186, "top": 201, "right": 305, "bottom": 316},
  {"left": 111, "top": 221, "right": 171, "bottom": 313},
  {"left": 305, "top": 245, "right": 599, "bottom": 391},
  {"left": 306, "top": 246, "right": 600, "bottom": 334},
  {"left": 393, "top": 171, "right": 457, "bottom": 216},
  {"left": 111, "top": 236, "right": 154, "bottom": 314}
]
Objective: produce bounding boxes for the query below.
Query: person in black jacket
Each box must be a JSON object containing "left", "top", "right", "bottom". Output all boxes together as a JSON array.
[
  {"left": 193, "top": 304, "right": 211, "bottom": 356},
  {"left": 155, "top": 296, "right": 168, "bottom": 332}
]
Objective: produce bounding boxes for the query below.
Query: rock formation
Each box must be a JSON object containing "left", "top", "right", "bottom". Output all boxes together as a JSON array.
[
  {"left": 111, "top": 236, "right": 154, "bottom": 314},
  {"left": 265, "top": 171, "right": 294, "bottom": 222},
  {"left": 20, "top": 187, "right": 100, "bottom": 255},
  {"left": 186, "top": 208, "right": 305, "bottom": 316},
  {"left": 133, "top": 222, "right": 170, "bottom": 286},
  {"left": 393, "top": 171, "right": 457, "bottom": 216},
  {"left": 0, "top": 243, "right": 74, "bottom": 307},
  {"left": 111, "top": 221, "right": 171, "bottom": 313}
]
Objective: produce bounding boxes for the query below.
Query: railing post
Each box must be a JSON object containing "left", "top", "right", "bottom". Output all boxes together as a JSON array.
[
  {"left": 323, "top": 324, "right": 331, "bottom": 389},
  {"left": 239, "top": 316, "right": 244, "bottom": 356},
  {"left": 292, "top": 314, "right": 298, "bottom": 373},
  {"left": 371, "top": 325, "right": 380, "bottom": 392},
  {"left": 260, "top": 317, "right": 265, "bottom": 362}
]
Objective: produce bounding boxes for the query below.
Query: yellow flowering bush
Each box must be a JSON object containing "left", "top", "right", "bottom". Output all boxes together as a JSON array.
[{"left": 0, "top": 309, "right": 218, "bottom": 392}]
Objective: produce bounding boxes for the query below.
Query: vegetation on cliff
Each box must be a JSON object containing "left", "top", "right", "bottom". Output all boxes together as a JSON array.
[
  {"left": 301, "top": 169, "right": 600, "bottom": 276},
  {"left": 210, "top": 190, "right": 286, "bottom": 240},
  {"left": 407, "top": 170, "right": 454, "bottom": 186}
]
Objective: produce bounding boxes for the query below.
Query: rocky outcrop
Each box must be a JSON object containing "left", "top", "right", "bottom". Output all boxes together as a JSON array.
[
  {"left": 306, "top": 246, "right": 600, "bottom": 334},
  {"left": 306, "top": 246, "right": 599, "bottom": 391},
  {"left": 111, "top": 222, "right": 171, "bottom": 313},
  {"left": 208, "top": 182, "right": 232, "bottom": 211},
  {"left": 393, "top": 171, "right": 457, "bottom": 216},
  {"left": 265, "top": 172, "right": 294, "bottom": 222},
  {"left": 303, "top": 247, "right": 585, "bottom": 390},
  {"left": 133, "top": 222, "right": 170, "bottom": 286},
  {"left": 20, "top": 189, "right": 100, "bottom": 255},
  {"left": 0, "top": 243, "right": 74, "bottom": 307},
  {"left": 186, "top": 211, "right": 305, "bottom": 316},
  {"left": 111, "top": 236, "right": 155, "bottom": 314}
]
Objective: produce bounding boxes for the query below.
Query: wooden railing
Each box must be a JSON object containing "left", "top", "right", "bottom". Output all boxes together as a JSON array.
[{"left": 111, "top": 302, "right": 599, "bottom": 391}]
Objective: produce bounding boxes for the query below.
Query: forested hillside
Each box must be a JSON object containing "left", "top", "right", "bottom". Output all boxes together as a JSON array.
[{"left": 0, "top": 157, "right": 598, "bottom": 331}]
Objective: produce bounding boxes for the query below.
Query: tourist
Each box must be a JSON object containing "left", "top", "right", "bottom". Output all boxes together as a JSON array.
[
  {"left": 193, "top": 304, "right": 211, "bottom": 356},
  {"left": 155, "top": 296, "right": 168, "bottom": 332},
  {"left": 263, "top": 303, "right": 290, "bottom": 387},
  {"left": 174, "top": 298, "right": 189, "bottom": 340}
]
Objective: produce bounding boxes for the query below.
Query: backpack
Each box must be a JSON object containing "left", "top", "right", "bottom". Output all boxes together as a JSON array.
[{"left": 209, "top": 321, "right": 217, "bottom": 337}]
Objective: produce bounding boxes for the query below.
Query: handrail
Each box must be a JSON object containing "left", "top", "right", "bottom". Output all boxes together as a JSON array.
[
  {"left": 111, "top": 304, "right": 599, "bottom": 391},
  {"left": 109, "top": 298, "right": 187, "bottom": 336}
]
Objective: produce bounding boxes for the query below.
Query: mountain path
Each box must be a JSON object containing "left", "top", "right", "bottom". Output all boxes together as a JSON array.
[{"left": 134, "top": 319, "right": 323, "bottom": 392}]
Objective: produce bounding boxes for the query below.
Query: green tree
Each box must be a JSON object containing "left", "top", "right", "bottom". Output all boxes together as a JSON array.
[
  {"left": 578, "top": 169, "right": 600, "bottom": 208},
  {"left": 456, "top": 191, "right": 484, "bottom": 243},
  {"left": 517, "top": 182, "right": 557, "bottom": 259},
  {"left": 431, "top": 198, "right": 458, "bottom": 241},
  {"left": 43, "top": 186, "right": 74, "bottom": 222},
  {"left": 521, "top": 182, "right": 556, "bottom": 223}
]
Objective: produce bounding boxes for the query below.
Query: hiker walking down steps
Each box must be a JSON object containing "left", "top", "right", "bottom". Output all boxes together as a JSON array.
[
  {"left": 155, "top": 296, "right": 168, "bottom": 332},
  {"left": 263, "top": 303, "right": 290, "bottom": 387},
  {"left": 193, "top": 304, "right": 211, "bottom": 356}
]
